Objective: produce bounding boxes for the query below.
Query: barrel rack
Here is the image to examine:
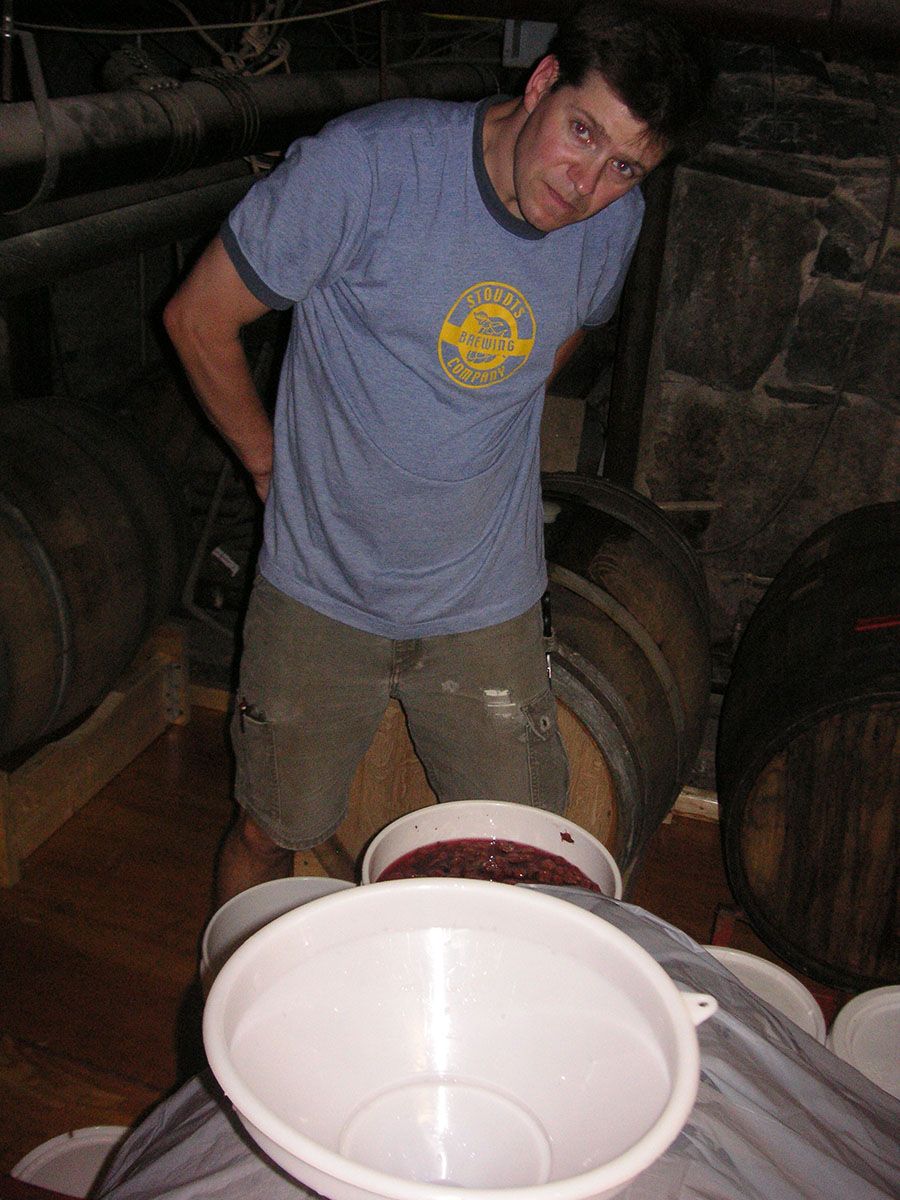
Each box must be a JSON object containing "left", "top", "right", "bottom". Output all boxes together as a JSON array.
[{"left": 0, "top": 622, "right": 190, "bottom": 887}]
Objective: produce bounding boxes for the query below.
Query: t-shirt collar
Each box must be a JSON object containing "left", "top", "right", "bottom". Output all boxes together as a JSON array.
[{"left": 473, "top": 96, "right": 546, "bottom": 241}]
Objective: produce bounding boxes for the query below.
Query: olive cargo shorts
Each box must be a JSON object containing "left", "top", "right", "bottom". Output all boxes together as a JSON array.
[{"left": 231, "top": 574, "right": 570, "bottom": 849}]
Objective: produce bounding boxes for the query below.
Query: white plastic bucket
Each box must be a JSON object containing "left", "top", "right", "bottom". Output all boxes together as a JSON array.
[
  {"left": 704, "top": 945, "right": 826, "bottom": 1042},
  {"left": 361, "top": 800, "right": 622, "bottom": 897},
  {"left": 200, "top": 875, "right": 355, "bottom": 992},
  {"left": 204, "top": 877, "right": 715, "bottom": 1200},
  {"left": 827, "top": 986, "right": 900, "bottom": 1099},
  {"left": 11, "top": 1126, "right": 129, "bottom": 1198}
]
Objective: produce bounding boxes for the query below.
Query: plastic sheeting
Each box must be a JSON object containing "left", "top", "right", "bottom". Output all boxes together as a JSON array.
[{"left": 96, "top": 892, "right": 900, "bottom": 1200}]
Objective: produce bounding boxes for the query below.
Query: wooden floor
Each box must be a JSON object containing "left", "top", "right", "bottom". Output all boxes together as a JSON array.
[{"left": 0, "top": 704, "right": 740, "bottom": 1174}]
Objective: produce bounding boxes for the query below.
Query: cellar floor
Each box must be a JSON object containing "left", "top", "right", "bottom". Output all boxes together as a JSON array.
[{"left": 0, "top": 702, "right": 830, "bottom": 1176}]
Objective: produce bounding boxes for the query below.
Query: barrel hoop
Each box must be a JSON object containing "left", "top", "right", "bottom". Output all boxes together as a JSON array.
[
  {"left": 550, "top": 563, "right": 686, "bottom": 779},
  {"left": 733, "top": 504, "right": 900, "bottom": 649},
  {"left": 718, "top": 672, "right": 900, "bottom": 799},
  {"left": 542, "top": 473, "right": 709, "bottom": 616},
  {"left": 720, "top": 698, "right": 900, "bottom": 990},
  {"left": 719, "top": 688, "right": 900, "bottom": 810},
  {"left": 550, "top": 647, "right": 643, "bottom": 865},
  {"left": 0, "top": 495, "right": 72, "bottom": 736}
]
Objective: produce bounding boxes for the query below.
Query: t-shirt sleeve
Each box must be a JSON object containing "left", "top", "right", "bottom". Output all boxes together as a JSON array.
[
  {"left": 581, "top": 189, "right": 644, "bottom": 328},
  {"left": 221, "top": 119, "right": 372, "bottom": 309}
]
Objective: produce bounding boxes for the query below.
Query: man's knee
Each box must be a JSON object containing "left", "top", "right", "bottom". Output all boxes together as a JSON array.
[{"left": 233, "top": 811, "right": 292, "bottom": 862}]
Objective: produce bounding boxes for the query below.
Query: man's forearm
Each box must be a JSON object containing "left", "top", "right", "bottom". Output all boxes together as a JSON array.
[
  {"left": 171, "top": 325, "right": 273, "bottom": 499},
  {"left": 164, "top": 301, "right": 274, "bottom": 501}
]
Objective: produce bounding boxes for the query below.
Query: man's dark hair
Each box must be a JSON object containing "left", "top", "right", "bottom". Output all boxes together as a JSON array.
[{"left": 547, "top": 0, "right": 716, "bottom": 154}]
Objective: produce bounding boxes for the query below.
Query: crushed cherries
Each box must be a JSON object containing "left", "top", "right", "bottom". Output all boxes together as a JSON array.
[{"left": 377, "top": 836, "right": 602, "bottom": 891}]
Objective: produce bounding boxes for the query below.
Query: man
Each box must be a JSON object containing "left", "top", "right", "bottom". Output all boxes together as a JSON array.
[{"left": 164, "top": 0, "right": 713, "bottom": 906}]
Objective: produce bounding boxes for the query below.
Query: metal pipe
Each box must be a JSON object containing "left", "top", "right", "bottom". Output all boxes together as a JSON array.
[
  {"left": 0, "top": 158, "right": 253, "bottom": 236},
  {"left": 0, "top": 63, "right": 501, "bottom": 211},
  {"left": 0, "top": 170, "right": 254, "bottom": 296}
]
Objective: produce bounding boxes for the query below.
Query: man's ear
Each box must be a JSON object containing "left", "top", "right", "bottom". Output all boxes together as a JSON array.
[{"left": 523, "top": 54, "right": 560, "bottom": 113}]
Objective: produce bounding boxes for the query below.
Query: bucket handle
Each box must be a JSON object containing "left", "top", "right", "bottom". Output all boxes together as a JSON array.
[{"left": 682, "top": 992, "right": 718, "bottom": 1026}]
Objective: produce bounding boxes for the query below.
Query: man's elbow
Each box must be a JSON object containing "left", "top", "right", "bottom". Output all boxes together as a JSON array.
[
  {"left": 162, "top": 289, "right": 221, "bottom": 369},
  {"left": 162, "top": 291, "right": 193, "bottom": 356}
]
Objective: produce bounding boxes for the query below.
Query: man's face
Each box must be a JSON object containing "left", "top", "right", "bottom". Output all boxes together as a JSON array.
[{"left": 511, "top": 56, "right": 666, "bottom": 232}]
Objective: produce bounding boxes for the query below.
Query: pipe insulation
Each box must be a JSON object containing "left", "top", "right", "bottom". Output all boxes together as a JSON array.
[
  {"left": 0, "top": 63, "right": 501, "bottom": 212},
  {"left": 0, "top": 166, "right": 254, "bottom": 297}
]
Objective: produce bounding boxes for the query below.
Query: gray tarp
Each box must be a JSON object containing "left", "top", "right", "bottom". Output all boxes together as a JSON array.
[{"left": 97, "top": 892, "right": 900, "bottom": 1200}]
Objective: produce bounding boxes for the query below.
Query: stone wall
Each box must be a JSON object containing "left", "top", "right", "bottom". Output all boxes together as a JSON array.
[{"left": 637, "top": 51, "right": 898, "bottom": 673}]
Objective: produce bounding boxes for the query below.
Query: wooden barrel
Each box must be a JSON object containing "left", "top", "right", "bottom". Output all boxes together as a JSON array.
[
  {"left": 716, "top": 503, "right": 900, "bottom": 990},
  {"left": 0, "top": 399, "right": 189, "bottom": 759},
  {"left": 542, "top": 473, "right": 711, "bottom": 873},
  {"left": 336, "top": 473, "right": 711, "bottom": 880}
]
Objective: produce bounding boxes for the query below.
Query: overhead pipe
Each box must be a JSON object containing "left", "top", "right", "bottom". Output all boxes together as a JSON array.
[
  {"left": 0, "top": 157, "right": 253, "bottom": 235},
  {"left": 0, "top": 163, "right": 255, "bottom": 297},
  {"left": 0, "top": 62, "right": 501, "bottom": 212}
]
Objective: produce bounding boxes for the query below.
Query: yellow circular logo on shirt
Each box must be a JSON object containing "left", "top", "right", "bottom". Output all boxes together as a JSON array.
[{"left": 438, "top": 281, "right": 536, "bottom": 389}]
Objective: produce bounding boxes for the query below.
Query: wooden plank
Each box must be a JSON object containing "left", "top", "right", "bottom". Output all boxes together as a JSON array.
[
  {"left": 337, "top": 700, "right": 437, "bottom": 863},
  {"left": 0, "top": 625, "right": 189, "bottom": 887},
  {"left": 150, "top": 623, "right": 192, "bottom": 727},
  {"left": 292, "top": 849, "right": 331, "bottom": 878},
  {"left": 189, "top": 682, "right": 231, "bottom": 714},
  {"left": 9, "top": 666, "right": 169, "bottom": 863},
  {"left": 0, "top": 899, "right": 196, "bottom": 1087},
  {"left": 627, "top": 813, "right": 728, "bottom": 933},
  {"left": 0, "top": 1033, "right": 157, "bottom": 1180},
  {"left": 672, "top": 786, "right": 719, "bottom": 822},
  {"left": 558, "top": 703, "right": 618, "bottom": 850}
]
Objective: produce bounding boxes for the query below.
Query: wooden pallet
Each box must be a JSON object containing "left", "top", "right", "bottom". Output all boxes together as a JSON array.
[{"left": 0, "top": 623, "right": 190, "bottom": 887}]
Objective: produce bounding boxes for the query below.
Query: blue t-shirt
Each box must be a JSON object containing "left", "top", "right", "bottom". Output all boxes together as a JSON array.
[{"left": 223, "top": 97, "right": 643, "bottom": 639}]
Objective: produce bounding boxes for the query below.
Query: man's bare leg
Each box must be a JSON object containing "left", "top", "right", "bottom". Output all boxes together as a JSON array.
[{"left": 213, "top": 810, "right": 293, "bottom": 909}]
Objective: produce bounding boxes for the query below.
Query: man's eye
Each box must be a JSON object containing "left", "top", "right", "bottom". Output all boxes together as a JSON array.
[
  {"left": 612, "top": 159, "right": 636, "bottom": 180},
  {"left": 572, "top": 121, "right": 592, "bottom": 143}
]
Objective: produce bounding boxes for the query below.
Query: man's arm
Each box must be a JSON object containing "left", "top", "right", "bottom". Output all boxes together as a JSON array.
[
  {"left": 163, "top": 236, "right": 275, "bottom": 501},
  {"left": 548, "top": 329, "right": 586, "bottom": 388}
]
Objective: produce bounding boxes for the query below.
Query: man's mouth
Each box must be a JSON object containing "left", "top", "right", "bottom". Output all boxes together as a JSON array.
[{"left": 544, "top": 182, "right": 583, "bottom": 221}]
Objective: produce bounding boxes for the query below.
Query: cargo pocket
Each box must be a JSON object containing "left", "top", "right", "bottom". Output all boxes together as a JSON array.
[
  {"left": 521, "top": 688, "right": 569, "bottom": 814},
  {"left": 231, "top": 700, "right": 283, "bottom": 835}
]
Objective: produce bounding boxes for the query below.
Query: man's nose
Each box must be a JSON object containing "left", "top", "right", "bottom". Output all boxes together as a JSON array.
[{"left": 568, "top": 158, "right": 605, "bottom": 198}]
